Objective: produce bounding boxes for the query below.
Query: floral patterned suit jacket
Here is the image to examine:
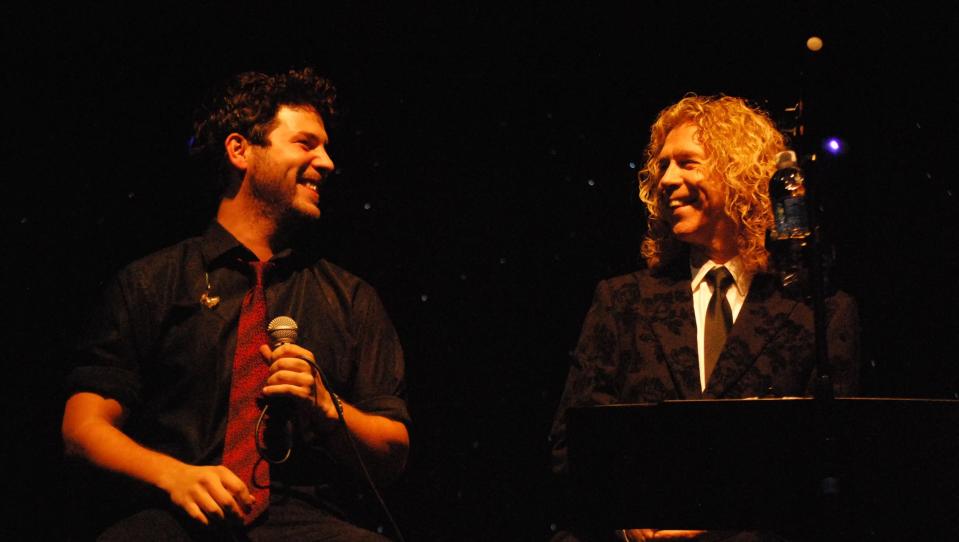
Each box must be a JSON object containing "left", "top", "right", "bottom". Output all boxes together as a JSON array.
[{"left": 550, "top": 266, "right": 860, "bottom": 475}]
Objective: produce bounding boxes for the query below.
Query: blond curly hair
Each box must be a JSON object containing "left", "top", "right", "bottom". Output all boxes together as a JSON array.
[{"left": 638, "top": 95, "right": 786, "bottom": 273}]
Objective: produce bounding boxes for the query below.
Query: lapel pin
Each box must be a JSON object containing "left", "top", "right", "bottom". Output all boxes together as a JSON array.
[
  {"left": 200, "top": 271, "right": 220, "bottom": 309},
  {"left": 200, "top": 291, "right": 221, "bottom": 309}
]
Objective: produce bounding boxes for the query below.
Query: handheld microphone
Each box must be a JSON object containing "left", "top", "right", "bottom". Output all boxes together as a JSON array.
[
  {"left": 267, "top": 316, "right": 298, "bottom": 348},
  {"left": 262, "top": 316, "right": 299, "bottom": 462},
  {"left": 268, "top": 316, "right": 336, "bottom": 412}
]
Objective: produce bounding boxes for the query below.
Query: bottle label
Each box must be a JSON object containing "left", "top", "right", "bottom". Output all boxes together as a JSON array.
[{"left": 774, "top": 197, "right": 809, "bottom": 238}]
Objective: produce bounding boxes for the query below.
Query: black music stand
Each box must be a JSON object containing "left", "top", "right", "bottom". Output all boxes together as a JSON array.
[{"left": 565, "top": 398, "right": 959, "bottom": 538}]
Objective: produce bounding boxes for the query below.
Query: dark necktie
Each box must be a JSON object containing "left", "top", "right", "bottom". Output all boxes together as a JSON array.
[
  {"left": 223, "top": 261, "right": 271, "bottom": 523},
  {"left": 703, "top": 266, "right": 734, "bottom": 385}
]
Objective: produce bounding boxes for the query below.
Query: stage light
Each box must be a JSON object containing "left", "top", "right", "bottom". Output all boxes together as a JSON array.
[{"left": 823, "top": 137, "right": 847, "bottom": 156}]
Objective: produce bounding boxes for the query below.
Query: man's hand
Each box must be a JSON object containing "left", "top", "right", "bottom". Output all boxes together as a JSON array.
[
  {"left": 622, "top": 530, "right": 709, "bottom": 541},
  {"left": 62, "top": 392, "right": 255, "bottom": 527},
  {"left": 159, "top": 464, "right": 254, "bottom": 526},
  {"left": 259, "top": 343, "right": 336, "bottom": 420}
]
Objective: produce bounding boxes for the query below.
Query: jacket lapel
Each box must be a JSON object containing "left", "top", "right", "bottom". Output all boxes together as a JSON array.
[
  {"left": 704, "top": 273, "right": 801, "bottom": 397},
  {"left": 646, "top": 271, "right": 702, "bottom": 399}
]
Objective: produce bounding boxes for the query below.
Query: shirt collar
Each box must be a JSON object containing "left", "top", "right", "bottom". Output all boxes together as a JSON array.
[
  {"left": 199, "top": 221, "right": 248, "bottom": 267},
  {"left": 199, "top": 221, "right": 296, "bottom": 269},
  {"left": 690, "top": 255, "right": 751, "bottom": 297}
]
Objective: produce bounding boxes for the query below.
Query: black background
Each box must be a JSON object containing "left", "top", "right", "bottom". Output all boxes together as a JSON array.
[{"left": 5, "top": 2, "right": 959, "bottom": 540}]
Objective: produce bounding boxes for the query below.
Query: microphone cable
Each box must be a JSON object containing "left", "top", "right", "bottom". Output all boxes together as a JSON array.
[{"left": 309, "top": 360, "right": 407, "bottom": 542}]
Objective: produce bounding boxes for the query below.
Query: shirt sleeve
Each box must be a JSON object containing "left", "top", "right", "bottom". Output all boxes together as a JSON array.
[
  {"left": 63, "top": 272, "right": 144, "bottom": 409},
  {"left": 346, "top": 281, "right": 410, "bottom": 427},
  {"left": 549, "top": 280, "right": 621, "bottom": 476}
]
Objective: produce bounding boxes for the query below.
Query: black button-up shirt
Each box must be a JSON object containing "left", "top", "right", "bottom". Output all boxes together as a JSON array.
[{"left": 66, "top": 222, "right": 408, "bottom": 490}]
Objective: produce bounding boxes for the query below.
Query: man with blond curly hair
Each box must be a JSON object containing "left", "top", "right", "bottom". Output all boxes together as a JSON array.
[{"left": 550, "top": 95, "right": 860, "bottom": 541}]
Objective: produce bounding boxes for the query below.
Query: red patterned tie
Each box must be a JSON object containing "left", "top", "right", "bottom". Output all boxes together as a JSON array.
[{"left": 223, "top": 260, "right": 271, "bottom": 523}]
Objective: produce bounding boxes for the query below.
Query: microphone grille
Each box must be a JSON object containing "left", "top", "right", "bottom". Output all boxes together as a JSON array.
[{"left": 267, "top": 315, "right": 298, "bottom": 344}]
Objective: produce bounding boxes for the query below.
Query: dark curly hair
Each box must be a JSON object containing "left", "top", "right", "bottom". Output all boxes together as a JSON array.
[{"left": 189, "top": 67, "right": 337, "bottom": 191}]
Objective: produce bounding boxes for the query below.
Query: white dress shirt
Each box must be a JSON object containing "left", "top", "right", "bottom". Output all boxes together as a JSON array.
[{"left": 690, "top": 256, "right": 752, "bottom": 391}]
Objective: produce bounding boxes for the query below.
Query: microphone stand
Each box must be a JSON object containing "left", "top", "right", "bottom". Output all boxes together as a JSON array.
[
  {"left": 786, "top": 89, "right": 843, "bottom": 541},
  {"left": 804, "top": 150, "right": 842, "bottom": 542}
]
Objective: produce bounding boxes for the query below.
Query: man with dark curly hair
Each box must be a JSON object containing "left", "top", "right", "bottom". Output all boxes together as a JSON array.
[
  {"left": 62, "top": 68, "right": 409, "bottom": 541},
  {"left": 549, "top": 95, "right": 860, "bottom": 541}
]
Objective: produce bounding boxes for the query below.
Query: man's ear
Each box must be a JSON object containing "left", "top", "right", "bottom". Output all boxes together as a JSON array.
[{"left": 224, "top": 133, "right": 250, "bottom": 171}]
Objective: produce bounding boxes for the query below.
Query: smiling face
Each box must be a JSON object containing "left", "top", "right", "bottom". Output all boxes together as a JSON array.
[
  {"left": 244, "top": 105, "right": 334, "bottom": 224},
  {"left": 656, "top": 121, "right": 738, "bottom": 260}
]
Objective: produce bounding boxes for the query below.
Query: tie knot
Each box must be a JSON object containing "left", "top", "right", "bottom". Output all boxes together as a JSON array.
[
  {"left": 246, "top": 260, "right": 272, "bottom": 287},
  {"left": 707, "top": 266, "right": 734, "bottom": 293}
]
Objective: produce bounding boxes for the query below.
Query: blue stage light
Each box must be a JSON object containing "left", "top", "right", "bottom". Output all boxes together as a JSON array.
[{"left": 823, "top": 137, "right": 846, "bottom": 156}]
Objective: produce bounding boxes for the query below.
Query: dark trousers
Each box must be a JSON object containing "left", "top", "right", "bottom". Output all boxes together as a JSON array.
[{"left": 95, "top": 497, "right": 391, "bottom": 542}]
